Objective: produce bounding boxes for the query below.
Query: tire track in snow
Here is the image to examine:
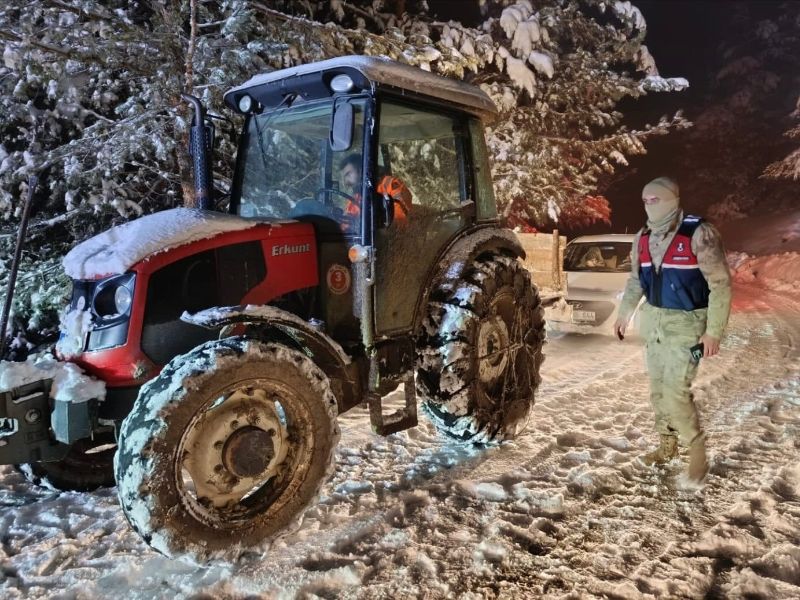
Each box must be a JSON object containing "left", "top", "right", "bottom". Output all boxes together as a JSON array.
[
  {"left": 526, "top": 286, "right": 800, "bottom": 599},
  {"left": 305, "top": 285, "right": 800, "bottom": 599}
]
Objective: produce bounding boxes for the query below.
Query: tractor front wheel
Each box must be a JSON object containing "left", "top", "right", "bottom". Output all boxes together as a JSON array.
[
  {"left": 114, "top": 337, "right": 339, "bottom": 563},
  {"left": 416, "top": 253, "right": 545, "bottom": 444}
]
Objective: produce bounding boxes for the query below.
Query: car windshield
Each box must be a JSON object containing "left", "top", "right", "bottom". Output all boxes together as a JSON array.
[
  {"left": 235, "top": 98, "right": 366, "bottom": 234},
  {"left": 564, "top": 241, "right": 632, "bottom": 273}
]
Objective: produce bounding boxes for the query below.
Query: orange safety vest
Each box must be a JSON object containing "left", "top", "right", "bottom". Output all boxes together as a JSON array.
[{"left": 345, "top": 176, "right": 412, "bottom": 221}]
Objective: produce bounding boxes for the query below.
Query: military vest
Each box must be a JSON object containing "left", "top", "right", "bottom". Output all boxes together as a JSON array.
[{"left": 638, "top": 216, "right": 710, "bottom": 310}]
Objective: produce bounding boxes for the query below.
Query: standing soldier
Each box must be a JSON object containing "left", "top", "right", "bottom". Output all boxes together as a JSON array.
[{"left": 614, "top": 177, "right": 732, "bottom": 483}]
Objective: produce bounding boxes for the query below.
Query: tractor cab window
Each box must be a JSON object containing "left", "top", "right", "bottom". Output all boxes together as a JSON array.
[
  {"left": 236, "top": 98, "right": 366, "bottom": 235},
  {"left": 372, "top": 100, "right": 473, "bottom": 334},
  {"left": 376, "top": 101, "right": 467, "bottom": 214}
]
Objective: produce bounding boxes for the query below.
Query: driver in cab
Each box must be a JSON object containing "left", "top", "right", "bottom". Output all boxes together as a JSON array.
[{"left": 340, "top": 153, "right": 412, "bottom": 226}]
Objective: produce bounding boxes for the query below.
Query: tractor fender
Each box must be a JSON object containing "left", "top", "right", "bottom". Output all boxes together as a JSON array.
[
  {"left": 415, "top": 225, "right": 526, "bottom": 334},
  {"left": 181, "top": 305, "right": 360, "bottom": 412}
]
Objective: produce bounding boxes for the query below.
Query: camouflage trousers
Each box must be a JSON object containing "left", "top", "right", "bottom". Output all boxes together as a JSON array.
[{"left": 639, "top": 303, "right": 707, "bottom": 446}]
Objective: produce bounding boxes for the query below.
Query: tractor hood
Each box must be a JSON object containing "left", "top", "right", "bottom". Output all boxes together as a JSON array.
[{"left": 63, "top": 208, "right": 284, "bottom": 280}]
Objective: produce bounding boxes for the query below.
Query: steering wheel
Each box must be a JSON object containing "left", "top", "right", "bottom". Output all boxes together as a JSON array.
[
  {"left": 315, "top": 188, "right": 361, "bottom": 230},
  {"left": 288, "top": 188, "right": 361, "bottom": 232},
  {"left": 314, "top": 187, "right": 356, "bottom": 205}
]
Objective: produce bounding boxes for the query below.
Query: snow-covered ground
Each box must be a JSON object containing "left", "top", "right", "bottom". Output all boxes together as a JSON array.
[{"left": 1, "top": 283, "right": 798, "bottom": 599}]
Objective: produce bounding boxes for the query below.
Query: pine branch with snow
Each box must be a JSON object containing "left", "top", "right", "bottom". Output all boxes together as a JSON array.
[
  {"left": 764, "top": 98, "right": 800, "bottom": 180},
  {"left": 676, "top": 2, "right": 800, "bottom": 219},
  {"left": 0, "top": 0, "right": 689, "bottom": 349}
]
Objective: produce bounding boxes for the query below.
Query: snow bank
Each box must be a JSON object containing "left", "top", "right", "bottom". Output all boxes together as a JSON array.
[
  {"left": 0, "top": 354, "right": 105, "bottom": 403},
  {"left": 718, "top": 209, "right": 800, "bottom": 255},
  {"left": 728, "top": 251, "right": 800, "bottom": 293},
  {"left": 63, "top": 208, "right": 264, "bottom": 279}
]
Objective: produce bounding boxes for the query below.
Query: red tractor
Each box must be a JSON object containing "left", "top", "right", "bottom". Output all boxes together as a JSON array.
[{"left": 0, "top": 56, "right": 544, "bottom": 562}]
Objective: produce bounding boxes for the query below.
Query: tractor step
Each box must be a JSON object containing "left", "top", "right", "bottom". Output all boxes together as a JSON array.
[{"left": 368, "top": 375, "right": 417, "bottom": 436}]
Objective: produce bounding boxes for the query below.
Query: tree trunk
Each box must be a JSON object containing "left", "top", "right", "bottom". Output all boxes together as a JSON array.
[{"left": 182, "top": 0, "right": 199, "bottom": 208}]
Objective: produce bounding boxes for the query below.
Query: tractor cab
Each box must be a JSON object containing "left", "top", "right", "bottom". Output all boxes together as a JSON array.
[
  {"left": 225, "top": 56, "right": 498, "bottom": 233},
  {"left": 224, "top": 56, "right": 501, "bottom": 345}
]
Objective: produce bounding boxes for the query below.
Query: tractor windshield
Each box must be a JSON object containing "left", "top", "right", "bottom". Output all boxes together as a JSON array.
[{"left": 235, "top": 98, "right": 367, "bottom": 234}]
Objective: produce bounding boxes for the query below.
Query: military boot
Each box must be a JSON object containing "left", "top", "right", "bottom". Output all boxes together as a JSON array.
[
  {"left": 641, "top": 434, "right": 678, "bottom": 466},
  {"left": 686, "top": 435, "right": 709, "bottom": 483}
]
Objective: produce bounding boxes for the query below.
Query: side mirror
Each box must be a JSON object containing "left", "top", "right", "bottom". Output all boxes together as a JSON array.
[
  {"left": 330, "top": 101, "right": 354, "bottom": 151},
  {"left": 374, "top": 193, "right": 394, "bottom": 229}
]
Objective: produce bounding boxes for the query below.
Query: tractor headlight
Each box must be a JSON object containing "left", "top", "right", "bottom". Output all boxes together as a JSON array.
[
  {"left": 92, "top": 273, "right": 136, "bottom": 319},
  {"left": 114, "top": 285, "right": 132, "bottom": 314}
]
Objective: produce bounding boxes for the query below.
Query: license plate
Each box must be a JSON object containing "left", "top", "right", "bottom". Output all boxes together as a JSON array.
[{"left": 572, "top": 310, "right": 596, "bottom": 322}]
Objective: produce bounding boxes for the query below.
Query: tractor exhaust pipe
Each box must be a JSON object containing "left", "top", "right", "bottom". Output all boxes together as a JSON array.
[{"left": 182, "top": 94, "right": 215, "bottom": 210}]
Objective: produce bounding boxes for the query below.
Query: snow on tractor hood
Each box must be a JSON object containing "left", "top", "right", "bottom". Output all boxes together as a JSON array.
[{"left": 63, "top": 208, "right": 275, "bottom": 280}]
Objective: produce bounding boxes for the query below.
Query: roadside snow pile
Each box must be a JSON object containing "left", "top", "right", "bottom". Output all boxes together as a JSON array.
[
  {"left": 717, "top": 209, "right": 800, "bottom": 255},
  {"left": 0, "top": 354, "right": 105, "bottom": 402},
  {"left": 63, "top": 208, "right": 265, "bottom": 279},
  {"left": 728, "top": 251, "right": 800, "bottom": 292}
]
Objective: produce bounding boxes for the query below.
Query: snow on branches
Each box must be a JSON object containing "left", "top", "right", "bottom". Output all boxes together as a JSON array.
[
  {"left": 0, "top": 0, "right": 686, "bottom": 230},
  {"left": 679, "top": 2, "right": 800, "bottom": 219},
  {"left": 0, "top": 0, "right": 688, "bottom": 347},
  {"left": 764, "top": 99, "right": 800, "bottom": 181}
]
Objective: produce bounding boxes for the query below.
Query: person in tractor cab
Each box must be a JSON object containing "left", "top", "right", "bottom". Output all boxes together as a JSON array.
[{"left": 340, "top": 153, "right": 412, "bottom": 225}]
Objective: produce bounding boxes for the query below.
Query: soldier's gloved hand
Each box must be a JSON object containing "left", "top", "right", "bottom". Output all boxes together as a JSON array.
[{"left": 700, "top": 333, "right": 721, "bottom": 357}]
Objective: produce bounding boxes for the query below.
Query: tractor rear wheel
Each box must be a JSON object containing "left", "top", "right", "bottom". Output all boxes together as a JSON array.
[
  {"left": 16, "top": 432, "right": 117, "bottom": 492},
  {"left": 416, "top": 252, "right": 545, "bottom": 443},
  {"left": 114, "top": 337, "right": 339, "bottom": 563}
]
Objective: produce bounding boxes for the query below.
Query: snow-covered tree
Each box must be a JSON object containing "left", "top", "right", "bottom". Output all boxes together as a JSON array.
[
  {"left": 0, "top": 0, "right": 686, "bottom": 224},
  {"left": 270, "top": 0, "right": 689, "bottom": 226},
  {"left": 674, "top": 2, "right": 800, "bottom": 220},
  {"left": 0, "top": 0, "right": 686, "bottom": 355},
  {"left": 764, "top": 92, "right": 800, "bottom": 181}
]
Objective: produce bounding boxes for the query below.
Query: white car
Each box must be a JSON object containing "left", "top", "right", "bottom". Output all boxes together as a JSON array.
[{"left": 545, "top": 233, "right": 642, "bottom": 335}]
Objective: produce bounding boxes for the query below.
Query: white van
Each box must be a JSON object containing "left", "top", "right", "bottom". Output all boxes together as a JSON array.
[{"left": 545, "top": 234, "right": 642, "bottom": 335}]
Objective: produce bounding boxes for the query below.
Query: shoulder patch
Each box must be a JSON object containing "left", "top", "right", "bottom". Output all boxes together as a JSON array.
[{"left": 678, "top": 215, "right": 704, "bottom": 239}]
